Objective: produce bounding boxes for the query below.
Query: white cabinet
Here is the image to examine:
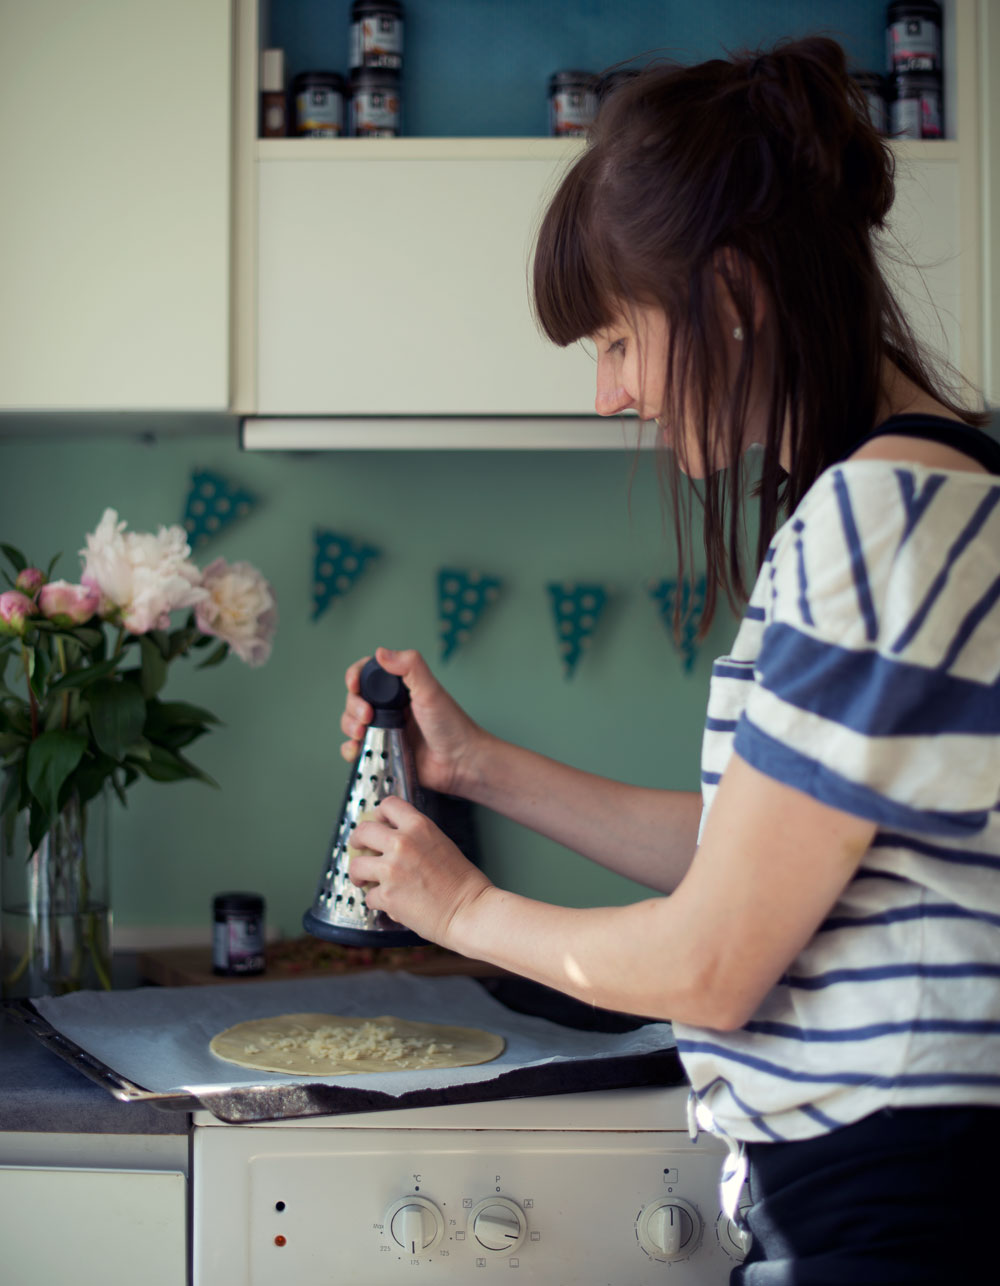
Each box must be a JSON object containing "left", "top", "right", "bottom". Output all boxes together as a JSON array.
[
  {"left": 0, "top": 0, "right": 232, "bottom": 412},
  {"left": 0, "top": 1164, "right": 187, "bottom": 1286},
  {"left": 255, "top": 140, "right": 595, "bottom": 417}
]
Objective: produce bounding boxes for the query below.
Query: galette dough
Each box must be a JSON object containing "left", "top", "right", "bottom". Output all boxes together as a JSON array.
[{"left": 209, "top": 1011, "right": 506, "bottom": 1076}]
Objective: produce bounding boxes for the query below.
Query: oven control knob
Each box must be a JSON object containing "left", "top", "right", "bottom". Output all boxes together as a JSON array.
[
  {"left": 469, "top": 1197, "right": 527, "bottom": 1253},
  {"left": 636, "top": 1197, "right": 702, "bottom": 1261},
  {"left": 385, "top": 1197, "right": 445, "bottom": 1254}
]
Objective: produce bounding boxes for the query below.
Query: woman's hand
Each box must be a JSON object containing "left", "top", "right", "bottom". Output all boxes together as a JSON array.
[
  {"left": 340, "top": 646, "right": 490, "bottom": 797},
  {"left": 348, "top": 796, "right": 494, "bottom": 947}
]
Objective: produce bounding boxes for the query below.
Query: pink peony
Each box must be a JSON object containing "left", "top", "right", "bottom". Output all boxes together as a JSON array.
[
  {"left": 0, "top": 590, "right": 39, "bottom": 636},
  {"left": 80, "top": 508, "right": 208, "bottom": 634},
  {"left": 194, "top": 559, "right": 276, "bottom": 667},
  {"left": 15, "top": 567, "right": 45, "bottom": 596},
  {"left": 38, "top": 580, "right": 102, "bottom": 627}
]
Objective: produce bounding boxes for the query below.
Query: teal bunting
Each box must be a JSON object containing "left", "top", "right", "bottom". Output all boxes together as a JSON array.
[
  {"left": 312, "top": 530, "right": 382, "bottom": 620},
  {"left": 437, "top": 568, "right": 503, "bottom": 660},
  {"left": 648, "top": 576, "right": 707, "bottom": 672},
  {"left": 182, "top": 469, "right": 259, "bottom": 549},
  {"left": 547, "top": 582, "right": 609, "bottom": 678}
]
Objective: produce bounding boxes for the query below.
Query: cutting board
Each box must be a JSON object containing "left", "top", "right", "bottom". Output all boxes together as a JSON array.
[{"left": 137, "top": 942, "right": 507, "bottom": 988}]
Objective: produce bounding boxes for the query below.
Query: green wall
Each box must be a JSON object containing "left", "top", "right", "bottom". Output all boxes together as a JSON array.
[{"left": 0, "top": 431, "right": 737, "bottom": 942}]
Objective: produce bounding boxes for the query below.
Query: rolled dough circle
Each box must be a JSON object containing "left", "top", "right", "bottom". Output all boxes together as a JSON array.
[{"left": 209, "top": 1011, "right": 506, "bottom": 1076}]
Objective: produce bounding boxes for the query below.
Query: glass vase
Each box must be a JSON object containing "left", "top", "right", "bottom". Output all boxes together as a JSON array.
[{"left": 1, "top": 790, "right": 111, "bottom": 999}]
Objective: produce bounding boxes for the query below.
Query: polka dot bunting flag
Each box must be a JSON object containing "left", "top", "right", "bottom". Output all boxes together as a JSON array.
[
  {"left": 648, "top": 576, "right": 707, "bottom": 672},
  {"left": 312, "top": 529, "right": 382, "bottom": 621},
  {"left": 182, "top": 469, "right": 259, "bottom": 550},
  {"left": 547, "top": 582, "right": 608, "bottom": 678},
  {"left": 437, "top": 568, "right": 503, "bottom": 660}
]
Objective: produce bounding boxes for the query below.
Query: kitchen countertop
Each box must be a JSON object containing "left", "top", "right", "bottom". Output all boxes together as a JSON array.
[{"left": 0, "top": 956, "right": 189, "bottom": 1136}]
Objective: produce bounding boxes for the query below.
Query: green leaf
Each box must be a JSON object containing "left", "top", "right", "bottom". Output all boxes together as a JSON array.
[
  {"left": 87, "top": 678, "right": 147, "bottom": 759},
  {"left": 45, "top": 654, "right": 122, "bottom": 696},
  {"left": 25, "top": 729, "right": 88, "bottom": 820},
  {"left": 132, "top": 743, "right": 218, "bottom": 787},
  {"left": 196, "top": 641, "right": 230, "bottom": 669},
  {"left": 0, "top": 544, "right": 28, "bottom": 575},
  {"left": 139, "top": 636, "right": 169, "bottom": 698},
  {"left": 146, "top": 699, "right": 221, "bottom": 732}
]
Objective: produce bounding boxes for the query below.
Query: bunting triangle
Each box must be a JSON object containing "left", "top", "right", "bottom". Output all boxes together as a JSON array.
[
  {"left": 182, "top": 469, "right": 259, "bottom": 550},
  {"left": 547, "top": 582, "right": 608, "bottom": 678},
  {"left": 437, "top": 568, "right": 503, "bottom": 660},
  {"left": 648, "top": 576, "right": 707, "bottom": 672},
  {"left": 312, "top": 530, "right": 382, "bottom": 620}
]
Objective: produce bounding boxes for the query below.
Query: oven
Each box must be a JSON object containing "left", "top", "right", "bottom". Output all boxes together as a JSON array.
[{"left": 192, "top": 1085, "right": 745, "bottom": 1285}]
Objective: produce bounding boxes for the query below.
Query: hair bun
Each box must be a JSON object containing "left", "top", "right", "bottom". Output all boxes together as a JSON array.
[{"left": 744, "top": 37, "right": 894, "bottom": 228}]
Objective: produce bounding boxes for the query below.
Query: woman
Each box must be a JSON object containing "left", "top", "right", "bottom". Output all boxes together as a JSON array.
[{"left": 340, "top": 38, "right": 1000, "bottom": 1283}]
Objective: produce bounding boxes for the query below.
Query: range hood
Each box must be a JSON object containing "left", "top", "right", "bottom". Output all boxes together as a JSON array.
[{"left": 239, "top": 416, "right": 648, "bottom": 451}]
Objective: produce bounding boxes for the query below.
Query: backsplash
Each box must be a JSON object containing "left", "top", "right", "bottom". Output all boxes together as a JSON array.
[{"left": 0, "top": 430, "right": 734, "bottom": 942}]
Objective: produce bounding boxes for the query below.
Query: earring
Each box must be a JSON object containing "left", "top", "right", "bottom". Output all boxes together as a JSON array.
[{"left": 733, "top": 326, "right": 744, "bottom": 341}]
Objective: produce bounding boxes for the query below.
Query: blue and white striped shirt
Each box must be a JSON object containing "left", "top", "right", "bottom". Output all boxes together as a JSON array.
[{"left": 674, "top": 459, "right": 1000, "bottom": 1143}]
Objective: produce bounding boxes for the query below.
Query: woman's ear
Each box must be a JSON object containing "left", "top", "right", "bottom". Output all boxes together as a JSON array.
[{"left": 713, "top": 248, "right": 766, "bottom": 338}]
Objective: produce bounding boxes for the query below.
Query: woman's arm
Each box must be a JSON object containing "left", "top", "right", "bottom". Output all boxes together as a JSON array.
[
  {"left": 462, "top": 732, "right": 703, "bottom": 893},
  {"left": 352, "top": 752, "right": 875, "bottom": 1028}
]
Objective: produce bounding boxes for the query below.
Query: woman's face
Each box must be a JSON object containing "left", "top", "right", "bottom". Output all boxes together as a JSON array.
[{"left": 591, "top": 301, "right": 755, "bottom": 477}]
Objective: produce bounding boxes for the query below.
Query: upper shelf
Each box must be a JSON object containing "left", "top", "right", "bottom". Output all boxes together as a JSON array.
[{"left": 256, "top": 137, "right": 962, "bottom": 163}]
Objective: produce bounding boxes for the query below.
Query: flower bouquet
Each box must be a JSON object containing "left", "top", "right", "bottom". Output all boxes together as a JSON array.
[{"left": 0, "top": 509, "right": 276, "bottom": 996}]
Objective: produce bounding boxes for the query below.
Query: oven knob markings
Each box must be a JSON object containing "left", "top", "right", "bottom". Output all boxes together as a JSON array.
[
  {"left": 469, "top": 1197, "right": 527, "bottom": 1253},
  {"left": 635, "top": 1196, "right": 702, "bottom": 1261},
  {"left": 716, "top": 1209, "right": 751, "bottom": 1261},
  {"left": 384, "top": 1196, "right": 445, "bottom": 1254}
]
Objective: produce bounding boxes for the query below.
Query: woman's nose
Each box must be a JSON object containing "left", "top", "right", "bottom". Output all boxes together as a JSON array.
[{"left": 595, "top": 363, "right": 633, "bottom": 416}]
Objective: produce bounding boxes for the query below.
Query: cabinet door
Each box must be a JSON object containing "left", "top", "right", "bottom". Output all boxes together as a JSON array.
[
  {"left": 256, "top": 153, "right": 597, "bottom": 416},
  {"left": 0, "top": 0, "right": 231, "bottom": 411},
  {"left": 882, "top": 153, "right": 966, "bottom": 378},
  {"left": 0, "top": 1165, "right": 186, "bottom": 1286}
]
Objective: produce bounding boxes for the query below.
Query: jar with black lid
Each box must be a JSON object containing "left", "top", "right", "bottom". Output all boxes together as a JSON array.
[
  {"left": 850, "top": 70, "right": 888, "bottom": 134},
  {"left": 549, "top": 70, "right": 598, "bottom": 137},
  {"left": 351, "top": 0, "right": 404, "bottom": 72},
  {"left": 293, "top": 70, "right": 346, "bottom": 137},
  {"left": 350, "top": 67, "right": 401, "bottom": 137},
  {"left": 212, "top": 891, "right": 266, "bottom": 976},
  {"left": 886, "top": 1, "right": 942, "bottom": 74},
  {"left": 891, "top": 70, "right": 943, "bottom": 138}
]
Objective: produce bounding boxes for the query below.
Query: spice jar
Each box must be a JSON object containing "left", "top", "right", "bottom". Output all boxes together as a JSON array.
[
  {"left": 212, "top": 891, "right": 266, "bottom": 976},
  {"left": 891, "top": 71, "right": 943, "bottom": 139},
  {"left": 350, "top": 0, "right": 404, "bottom": 72},
  {"left": 293, "top": 70, "right": 346, "bottom": 137},
  {"left": 549, "top": 70, "right": 598, "bottom": 137},
  {"left": 886, "top": 1, "right": 943, "bottom": 74},
  {"left": 851, "top": 70, "right": 888, "bottom": 134},
  {"left": 259, "top": 48, "right": 288, "bottom": 138},
  {"left": 350, "top": 67, "right": 401, "bottom": 137}
]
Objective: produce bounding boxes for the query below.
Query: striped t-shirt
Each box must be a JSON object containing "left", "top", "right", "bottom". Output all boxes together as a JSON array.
[{"left": 674, "top": 455, "right": 1000, "bottom": 1143}]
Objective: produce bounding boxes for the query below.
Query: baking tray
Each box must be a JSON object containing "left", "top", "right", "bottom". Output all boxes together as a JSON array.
[{"left": 5, "top": 974, "right": 683, "bottom": 1124}]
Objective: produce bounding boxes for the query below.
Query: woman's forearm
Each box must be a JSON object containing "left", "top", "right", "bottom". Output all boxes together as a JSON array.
[{"left": 460, "top": 733, "right": 702, "bottom": 893}]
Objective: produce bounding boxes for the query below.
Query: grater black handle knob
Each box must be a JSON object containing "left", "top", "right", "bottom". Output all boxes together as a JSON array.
[{"left": 360, "top": 656, "right": 410, "bottom": 728}]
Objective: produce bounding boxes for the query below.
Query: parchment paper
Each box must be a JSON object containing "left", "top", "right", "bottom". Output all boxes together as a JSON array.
[{"left": 32, "top": 973, "right": 676, "bottom": 1098}]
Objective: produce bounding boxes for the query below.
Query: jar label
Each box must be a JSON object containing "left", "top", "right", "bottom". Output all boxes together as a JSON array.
[
  {"left": 549, "top": 89, "right": 597, "bottom": 137},
  {"left": 213, "top": 916, "right": 265, "bottom": 973},
  {"left": 296, "top": 88, "right": 344, "bottom": 136},
  {"left": 891, "top": 93, "right": 942, "bottom": 139},
  {"left": 887, "top": 18, "right": 941, "bottom": 72},
  {"left": 351, "top": 87, "right": 401, "bottom": 136},
  {"left": 351, "top": 17, "right": 403, "bottom": 70}
]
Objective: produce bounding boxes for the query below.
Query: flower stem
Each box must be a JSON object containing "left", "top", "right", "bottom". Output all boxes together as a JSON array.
[
  {"left": 55, "top": 635, "right": 70, "bottom": 728},
  {"left": 20, "top": 642, "right": 39, "bottom": 738}
]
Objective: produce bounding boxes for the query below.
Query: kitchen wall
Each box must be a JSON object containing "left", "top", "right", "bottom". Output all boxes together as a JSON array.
[{"left": 0, "top": 430, "right": 739, "bottom": 943}]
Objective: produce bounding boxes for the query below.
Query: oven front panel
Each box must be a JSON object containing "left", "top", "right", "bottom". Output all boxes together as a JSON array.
[{"left": 194, "top": 1126, "right": 742, "bottom": 1285}]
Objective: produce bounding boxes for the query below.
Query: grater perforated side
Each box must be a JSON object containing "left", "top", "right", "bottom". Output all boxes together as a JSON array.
[{"left": 303, "top": 725, "right": 425, "bottom": 946}]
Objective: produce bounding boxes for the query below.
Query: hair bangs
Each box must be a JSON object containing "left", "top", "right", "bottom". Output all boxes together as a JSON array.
[{"left": 532, "top": 150, "right": 618, "bottom": 347}]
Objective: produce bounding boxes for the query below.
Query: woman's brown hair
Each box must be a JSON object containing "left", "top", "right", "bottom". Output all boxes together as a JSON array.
[{"left": 532, "top": 36, "right": 986, "bottom": 632}]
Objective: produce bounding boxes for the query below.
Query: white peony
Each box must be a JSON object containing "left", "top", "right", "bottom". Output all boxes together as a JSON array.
[
  {"left": 194, "top": 558, "right": 277, "bottom": 667},
  {"left": 80, "top": 508, "right": 208, "bottom": 634}
]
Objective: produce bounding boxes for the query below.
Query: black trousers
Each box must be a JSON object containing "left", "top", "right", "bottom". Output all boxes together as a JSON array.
[{"left": 732, "top": 1106, "right": 1000, "bottom": 1285}]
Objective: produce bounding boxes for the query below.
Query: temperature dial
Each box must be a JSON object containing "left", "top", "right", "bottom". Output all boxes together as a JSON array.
[
  {"left": 469, "top": 1197, "right": 527, "bottom": 1254},
  {"left": 636, "top": 1196, "right": 702, "bottom": 1262},
  {"left": 384, "top": 1196, "right": 445, "bottom": 1255}
]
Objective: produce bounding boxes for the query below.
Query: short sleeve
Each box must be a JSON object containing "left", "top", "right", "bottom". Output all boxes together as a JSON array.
[{"left": 734, "top": 464, "right": 1000, "bottom": 836}]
